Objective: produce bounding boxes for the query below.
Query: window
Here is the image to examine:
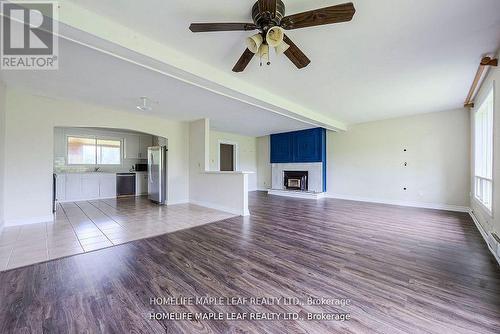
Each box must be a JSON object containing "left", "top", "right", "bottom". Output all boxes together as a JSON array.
[
  {"left": 67, "top": 136, "right": 122, "bottom": 165},
  {"left": 96, "top": 139, "right": 121, "bottom": 165},
  {"left": 474, "top": 87, "right": 494, "bottom": 211}
]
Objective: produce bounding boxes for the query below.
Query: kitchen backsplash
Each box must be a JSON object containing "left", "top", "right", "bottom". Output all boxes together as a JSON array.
[{"left": 54, "top": 156, "right": 147, "bottom": 173}]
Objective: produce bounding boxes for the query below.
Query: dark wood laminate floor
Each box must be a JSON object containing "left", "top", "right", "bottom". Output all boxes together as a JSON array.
[{"left": 1, "top": 191, "right": 499, "bottom": 333}]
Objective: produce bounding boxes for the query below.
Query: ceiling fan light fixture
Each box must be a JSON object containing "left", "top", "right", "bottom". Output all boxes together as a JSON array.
[
  {"left": 266, "top": 26, "right": 285, "bottom": 48},
  {"left": 246, "top": 33, "right": 263, "bottom": 53},
  {"left": 258, "top": 43, "right": 270, "bottom": 65},
  {"left": 189, "top": 1, "right": 356, "bottom": 72}
]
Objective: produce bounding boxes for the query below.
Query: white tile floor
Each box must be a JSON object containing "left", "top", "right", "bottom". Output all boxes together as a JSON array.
[{"left": 0, "top": 197, "right": 236, "bottom": 271}]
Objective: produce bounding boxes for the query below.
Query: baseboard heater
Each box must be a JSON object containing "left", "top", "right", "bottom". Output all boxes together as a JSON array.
[
  {"left": 486, "top": 232, "right": 500, "bottom": 264},
  {"left": 492, "top": 233, "right": 500, "bottom": 252},
  {"left": 470, "top": 210, "right": 500, "bottom": 266}
]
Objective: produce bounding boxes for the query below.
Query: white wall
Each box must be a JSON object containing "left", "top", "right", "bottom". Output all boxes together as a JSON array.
[
  {"left": 0, "top": 82, "right": 5, "bottom": 230},
  {"left": 209, "top": 130, "right": 257, "bottom": 191},
  {"left": 257, "top": 136, "right": 271, "bottom": 190},
  {"left": 3, "top": 89, "right": 189, "bottom": 226},
  {"left": 189, "top": 119, "right": 250, "bottom": 216},
  {"left": 328, "top": 109, "right": 470, "bottom": 209},
  {"left": 189, "top": 119, "right": 210, "bottom": 194},
  {"left": 256, "top": 109, "right": 470, "bottom": 210},
  {"left": 470, "top": 55, "right": 499, "bottom": 237}
]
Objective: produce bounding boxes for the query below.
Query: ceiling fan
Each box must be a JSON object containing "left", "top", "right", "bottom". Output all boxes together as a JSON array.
[{"left": 189, "top": 0, "right": 356, "bottom": 72}]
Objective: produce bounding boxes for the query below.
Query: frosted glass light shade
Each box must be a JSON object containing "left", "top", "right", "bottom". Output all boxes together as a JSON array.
[
  {"left": 266, "top": 27, "right": 284, "bottom": 48},
  {"left": 258, "top": 43, "right": 270, "bottom": 62},
  {"left": 246, "top": 33, "right": 263, "bottom": 53}
]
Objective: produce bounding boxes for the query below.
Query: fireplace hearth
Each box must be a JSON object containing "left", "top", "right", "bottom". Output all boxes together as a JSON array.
[{"left": 283, "top": 171, "right": 308, "bottom": 191}]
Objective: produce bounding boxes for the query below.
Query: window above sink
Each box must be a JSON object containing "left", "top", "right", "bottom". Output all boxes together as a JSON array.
[{"left": 67, "top": 136, "right": 122, "bottom": 166}]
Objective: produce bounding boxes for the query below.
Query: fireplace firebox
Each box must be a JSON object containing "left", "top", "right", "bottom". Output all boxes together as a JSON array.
[{"left": 283, "top": 171, "right": 308, "bottom": 191}]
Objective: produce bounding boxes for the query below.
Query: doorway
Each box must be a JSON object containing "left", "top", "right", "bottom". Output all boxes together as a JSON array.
[{"left": 219, "top": 143, "right": 236, "bottom": 171}]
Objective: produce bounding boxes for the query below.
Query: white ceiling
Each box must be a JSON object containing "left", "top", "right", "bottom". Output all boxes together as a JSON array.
[
  {"left": 0, "top": 38, "right": 313, "bottom": 136},
  {"left": 67, "top": 0, "right": 500, "bottom": 124}
]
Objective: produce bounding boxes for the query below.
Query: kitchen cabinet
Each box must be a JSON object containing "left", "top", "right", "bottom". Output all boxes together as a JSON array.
[
  {"left": 124, "top": 135, "right": 140, "bottom": 159},
  {"left": 81, "top": 174, "right": 100, "bottom": 199},
  {"left": 55, "top": 174, "right": 66, "bottom": 201},
  {"left": 139, "top": 135, "right": 152, "bottom": 159},
  {"left": 135, "top": 172, "right": 148, "bottom": 195},
  {"left": 125, "top": 135, "right": 152, "bottom": 159},
  {"left": 62, "top": 173, "right": 117, "bottom": 201},
  {"left": 153, "top": 136, "right": 167, "bottom": 146},
  {"left": 99, "top": 174, "right": 117, "bottom": 198},
  {"left": 65, "top": 174, "right": 84, "bottom": 201}
]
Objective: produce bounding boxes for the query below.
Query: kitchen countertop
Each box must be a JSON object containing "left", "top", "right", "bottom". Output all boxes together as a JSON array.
[{"left": 55, "top": 171, "right": 147, "bottom": 175}]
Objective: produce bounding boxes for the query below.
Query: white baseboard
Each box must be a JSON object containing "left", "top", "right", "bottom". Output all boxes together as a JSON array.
[
  {"left": 189, "top": 200, "right": 249, "bottom": 216},
  {"left": 58, "top": 197, "right": 112, "bottom": 203},
  {"left": 59, "top": 196, "right": 188, "bottom": 205},
  {"left": 4, "top": 214, "right": 54, "bottom": 227},
  {"left": 326, "top": 193, "right": 470, "bottom": 212},
  {"left": 469, "top": 210, "right": 500, "bottom": 266},
  {"left": 167, "top": 199, "right": 189, "bottom": 205}
]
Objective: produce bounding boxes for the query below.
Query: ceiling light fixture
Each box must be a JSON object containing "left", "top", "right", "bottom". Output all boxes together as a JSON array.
[
  {"left": 245, "top": 28, "right": 289, "bottom": 67},
  {"left": 246, "top": 33, "right": 263, "bottom": 54},
  {"left": 189, "top": 1, "right": 356, "bottom": 72},
  {"left": 258, "top": 43, "right": 270, "bottom": 66},
  {"left": 266, "top": 26, "right": 289, "bottom": 54},
  {"left": 136, "top": 96, "right": 153, "bottom": 112}
]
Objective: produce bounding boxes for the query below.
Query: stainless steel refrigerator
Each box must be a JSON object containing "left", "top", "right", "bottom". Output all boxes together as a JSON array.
[{"left": 148, "top": 146, "right": 168, "bottom": 205}]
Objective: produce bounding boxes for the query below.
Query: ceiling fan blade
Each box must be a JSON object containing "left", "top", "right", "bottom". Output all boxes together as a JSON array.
[
  {"left": 232, "top": 49, "right": 255, "bottom": 72},
  {"left": 282, "top": 35, "right": 311, "bottom": 69},
  {"left": 189, "top": 23, "right": 257, "bottom": 32},
  {"left": 281, "top": 2, "right": 355, "bottom": 30}
]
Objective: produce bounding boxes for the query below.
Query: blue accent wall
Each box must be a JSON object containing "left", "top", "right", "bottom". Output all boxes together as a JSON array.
[{"left": 270, "top": 128, "right": 327, "bottom": 192}]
